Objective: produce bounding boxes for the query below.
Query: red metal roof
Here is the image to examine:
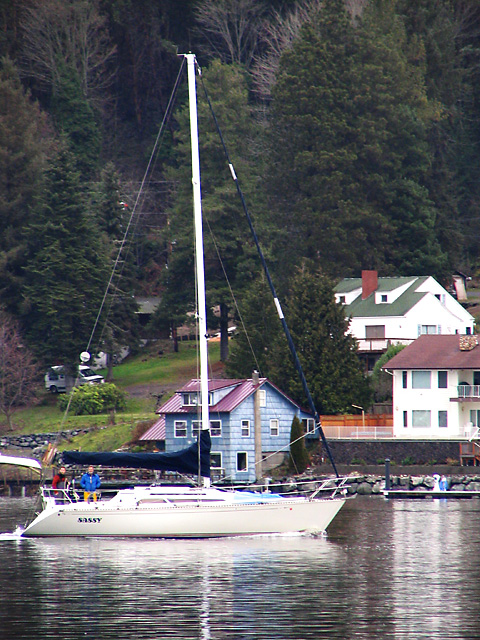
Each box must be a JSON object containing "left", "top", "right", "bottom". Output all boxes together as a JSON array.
[
  {"left": 386, "top": 335, "right": 480, "bottom": 370},
  {"left": 140, "top": 416, "right": 165, "bottom": 441}
]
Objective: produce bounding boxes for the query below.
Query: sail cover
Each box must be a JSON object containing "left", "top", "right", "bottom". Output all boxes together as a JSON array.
[{"left": 62, "top": 430, "right": 211, "bottom": 478}]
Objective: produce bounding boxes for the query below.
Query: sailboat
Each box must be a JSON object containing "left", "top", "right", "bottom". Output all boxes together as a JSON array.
[{"left": 22, "top": 54, "right": 346, "bottom": 538}]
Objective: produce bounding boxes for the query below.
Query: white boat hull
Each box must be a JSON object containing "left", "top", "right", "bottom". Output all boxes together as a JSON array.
[{"left": 23, "top": 488, "right": 345, "bottom": 538}]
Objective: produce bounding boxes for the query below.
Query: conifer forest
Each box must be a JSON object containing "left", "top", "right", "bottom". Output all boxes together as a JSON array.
[{"left": 1, "top": 0, "right": 480, "bottom": 411}]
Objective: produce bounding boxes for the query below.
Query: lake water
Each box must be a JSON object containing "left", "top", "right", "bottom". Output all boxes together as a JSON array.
[{"left": 1, "top": 495, "right": 479, "bottom": 640}]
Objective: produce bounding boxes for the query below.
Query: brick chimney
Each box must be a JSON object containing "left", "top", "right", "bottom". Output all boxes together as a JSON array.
[{"left": 362, "top": 270, "right": 378, "bottom": 300}]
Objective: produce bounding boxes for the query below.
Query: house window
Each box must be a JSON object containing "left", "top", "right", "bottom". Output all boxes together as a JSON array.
[
  {"left": 192, "top": 420, "right": 201, "bottom": 437},
  {"left": 270, "top": 419, "right": 279, "bottom": 436},
  {"left": 237, "top": 452, "right": 247, "bottom": 472},
  {"left": 182, "top": 392, "right": 213, "bottom": 406},
  {"left": 467, "top": 326, "right": 472, "bottom": 335},
  {"left": 412, "top": 371, "right": 431, "bottom": 389},
  {"left": 338, "top": 295, "right": 346, "bottom": 304},
  {"left": 210, "top": 420, "right": 222, "bottom": 437},
  {"left": 438, "top": 411, "right": 448, "bottom": 428},
  {"left": 402, "top": 371, "right": 407, "bottom": 388},
  {"left": 438, "top": 371, "right": 448, "bottom": 389},
  {"left": 380, "top": 294, "right": 388, "bottom": 303},
  {"left": 174, "top": 421, "right": 187, "bottom": 437},
  {"left": 211, "top": 453, "right": 222, "bottom": 468},
  {"left": 258, "top": 389, "right": 266, "bottom": 407},
  {"left": 412, "top": 410, "right": 431, "bottom": 427},
  {"left": 470, "top": 410, "right": 480, "bottom": 427},
  {"left": 403, "top": 411, "right": 408, "bottom": 428},
  {"left": 418, "top": 325, "right": 440, "bottom": 336},
  {"left": 365, "top": 325, "right": 385, "bottom": 339},
  {"left": 241, "top": 419, "right": 250, "bottom": 437},
  {"left": 302, "top": 418, "right": 315, "bottom": 434}
]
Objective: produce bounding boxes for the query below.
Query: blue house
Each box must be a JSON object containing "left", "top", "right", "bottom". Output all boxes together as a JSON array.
[{"left": 140, "top": 375, "right": 317, "bottom": 483}]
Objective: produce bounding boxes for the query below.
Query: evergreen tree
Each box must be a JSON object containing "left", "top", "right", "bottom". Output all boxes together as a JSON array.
[
  {"left": 0, "top": 58, "right": 47, "bottom": 314},
  {"left": 89, "top": 162, "right": 140, "bottom": 378},
  {"left": 267, "top": 0, "right": 446, "bottom": 280},
  {"left": 289, "top": 415, "right": 310, "bottom": 475},
  {"left": 226, "top": 273, "right": 282, "bottom": 378},
  {"left": 50, "top": 61, "right": 101, "bottom": 178},
  {"left": 163, "top": 60, "right": 263, "bottom": 359},
  {"left": 268, "top": 264, "right": 372, "bottom": 415},
  {"left": 20, "top": 142, "right": 108, "bottom": 366}
]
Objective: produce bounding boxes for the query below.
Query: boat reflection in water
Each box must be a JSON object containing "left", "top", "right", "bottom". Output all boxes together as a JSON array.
[{"left": 3, "top": 496, "right": 480, "bottom": 639}]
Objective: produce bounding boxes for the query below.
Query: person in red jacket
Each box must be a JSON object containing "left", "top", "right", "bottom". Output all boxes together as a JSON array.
[{"left": 52, "top": 466, "right": 68, "bottom": 502}]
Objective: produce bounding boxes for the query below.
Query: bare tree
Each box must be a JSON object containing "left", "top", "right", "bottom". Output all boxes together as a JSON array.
[
  {"left": 252, "top": 0, "right": 323, "bottom": 100},
  {"left": 19, "top": 0, "right": 116, "bottom": 104},
  {"left": 195, "top": 0, "right": 266, "bottom": 67},
  {"left": 0, "top": 314, "right": 40, "bottom": 431}
]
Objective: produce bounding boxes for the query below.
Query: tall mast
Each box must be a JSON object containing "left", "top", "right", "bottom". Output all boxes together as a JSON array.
[{"left": 185, "top": 54, "right": 210, "bottom": 445}]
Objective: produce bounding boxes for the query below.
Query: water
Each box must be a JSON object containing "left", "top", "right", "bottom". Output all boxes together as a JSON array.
[{"left": 1, "top": 496, "right": 480, "bottom": 640}]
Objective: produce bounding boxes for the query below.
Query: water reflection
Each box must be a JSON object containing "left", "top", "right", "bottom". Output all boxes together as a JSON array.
[{"left": 1, "top": 496, "right": 480, "bottom": 639}]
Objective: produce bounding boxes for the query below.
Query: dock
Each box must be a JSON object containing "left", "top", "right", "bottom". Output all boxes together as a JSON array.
[{"left": 383, "top": 489, "right": 480, "bottom": 499}]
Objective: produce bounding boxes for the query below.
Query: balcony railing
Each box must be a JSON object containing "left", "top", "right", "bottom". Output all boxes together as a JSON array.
[
  {"left": 355, "top": 338, "right": 413, "bottom": 353},
  {"left": 457, "top": 385, "right": 480, "bottom": 399}
]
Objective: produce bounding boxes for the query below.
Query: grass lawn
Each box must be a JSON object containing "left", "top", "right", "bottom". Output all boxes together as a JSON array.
[{"left": 3, "top": 339, "right": 223, "bottom": 452}]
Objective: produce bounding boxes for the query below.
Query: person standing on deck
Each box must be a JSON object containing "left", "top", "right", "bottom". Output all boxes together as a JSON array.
[{"left": 80, "top": 465, "right": 101, "bottom": 502}]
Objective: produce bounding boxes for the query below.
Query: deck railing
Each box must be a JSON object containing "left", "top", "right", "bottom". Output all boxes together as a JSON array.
[
  {"left": 320, "top": 414, "right": 393, "bottom": 439},
  {"left": 458, "top": 385, "right": 480, "bottom": 398}
]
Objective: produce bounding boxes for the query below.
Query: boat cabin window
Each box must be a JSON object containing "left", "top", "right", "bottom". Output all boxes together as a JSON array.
[{"left": 174, "top": 420, "right": 187, "bottom": 437}]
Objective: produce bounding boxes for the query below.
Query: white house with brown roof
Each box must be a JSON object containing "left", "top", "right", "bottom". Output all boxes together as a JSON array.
[
  {"left": 334, "top": 271, "right": 474, "bottom": 372},
  {"left": 385, "top": 334, "right": 480, "bottom": 440},
  {"left": 140, "top": 376, "right": 316, "bottom": 483}
]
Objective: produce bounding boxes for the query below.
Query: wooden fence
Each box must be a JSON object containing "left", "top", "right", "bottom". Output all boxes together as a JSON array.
[{"left": 319, "top": 414, "right": 393, "bottom": 439}]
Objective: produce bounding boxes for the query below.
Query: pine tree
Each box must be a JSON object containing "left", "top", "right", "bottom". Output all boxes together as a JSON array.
[
  {"left": 268, "top": 264, "right": 372, "bottom": 415},
  {"left": 163, "top": 60, "right": 263, "bottom": 358},
  {"left": 289, "top": 415, "right": 310, "bottom": 475},
  {"left": 267, "top": 0, "right": 446, "bottom": 280},
  {"left": 0, "top": 58, "right": 47, "bottom": 313},
  {"left": 20, "top": 142, "right": 109, "bottom": 366}
]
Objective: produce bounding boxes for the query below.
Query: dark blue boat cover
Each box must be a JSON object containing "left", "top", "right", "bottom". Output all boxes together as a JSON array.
[{"left": 62, "top": 430, "right": 211, "bottom": 478}]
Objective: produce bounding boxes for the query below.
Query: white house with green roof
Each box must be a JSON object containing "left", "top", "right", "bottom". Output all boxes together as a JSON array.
[{"left": 334, "top": 270, "right": 474, "bottom": 372}]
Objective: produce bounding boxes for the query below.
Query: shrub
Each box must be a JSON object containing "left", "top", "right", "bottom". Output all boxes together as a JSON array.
[
  {"left": 289, "top": 416, "right": 310, "bottom": 474},
  {"left": 58, "top": 383, "right": 127, "bottom": 415}
]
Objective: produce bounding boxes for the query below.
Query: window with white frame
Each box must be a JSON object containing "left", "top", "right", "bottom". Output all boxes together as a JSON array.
[
  {"left": 237, "top": 452, "right": 247, "bottom": 472},
  {"left": 418, "top": 325, "right": 441, "bottom": 336},
  {"left": 270, "top": 419, "right": 279, "bottom": 436},
  {"left": 192, "top": 420, "right": 201, "bottom": 437},
  {"left": 210, "top": 453, "right": 222, "bottom": 468},
  {"left": 402, "top": 371, "right": 408, "bottom": 388},
  {"left": 438, "top": 411, "right": 448, "bottom": 428},
  {"left": 412, "top": 410, "right": 431, "bottom": 427},
  {"left": 241, "top": 419, "right": 250, "bottom": 437},
  {"left": 302, "top": 418, "right": 315, "bottom": 434},
  {"left": 210, "top": 420, "right": 222, "bottom": 437},
  {"left": 412, "top": 371, "right": 431, "bottom": 389},
  {"left": 174, "top": 420, "right": 187, "bottom": 437},
  {"left": 258, "top": 389, "right": 266, "bottom": 407}
]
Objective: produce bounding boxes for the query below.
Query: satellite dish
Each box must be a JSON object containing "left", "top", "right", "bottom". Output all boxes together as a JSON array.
[{"left": 80, "top": 351, "right": 91, "bottom": 363}]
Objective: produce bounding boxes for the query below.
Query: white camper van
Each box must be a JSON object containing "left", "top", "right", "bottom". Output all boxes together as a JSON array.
[{"left": 44, "top": 365, "right": 105, "bottom": 393}]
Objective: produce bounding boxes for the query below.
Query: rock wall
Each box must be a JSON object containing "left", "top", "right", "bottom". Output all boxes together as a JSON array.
[{"left": 325, "top": 440, "right": 462, "bottom": 466}]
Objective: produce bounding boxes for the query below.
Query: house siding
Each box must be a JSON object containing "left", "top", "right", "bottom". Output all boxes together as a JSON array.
[{"left": 164, "top": 381, "right": 314, "bottom": 482}]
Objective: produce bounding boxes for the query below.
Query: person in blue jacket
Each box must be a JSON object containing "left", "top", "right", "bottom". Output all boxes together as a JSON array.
[{"left": 80, "top": 465, "right": 101, "bottom": 502}]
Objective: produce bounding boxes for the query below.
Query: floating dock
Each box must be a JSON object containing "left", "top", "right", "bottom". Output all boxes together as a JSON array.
[{"left": 383, "top": 489, "right": 480, "bottom": 499}]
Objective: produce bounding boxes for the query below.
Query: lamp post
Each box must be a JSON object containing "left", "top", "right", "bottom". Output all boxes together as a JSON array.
[{"left": 352, "top": 404, "right": 365, "bottom": 437}]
